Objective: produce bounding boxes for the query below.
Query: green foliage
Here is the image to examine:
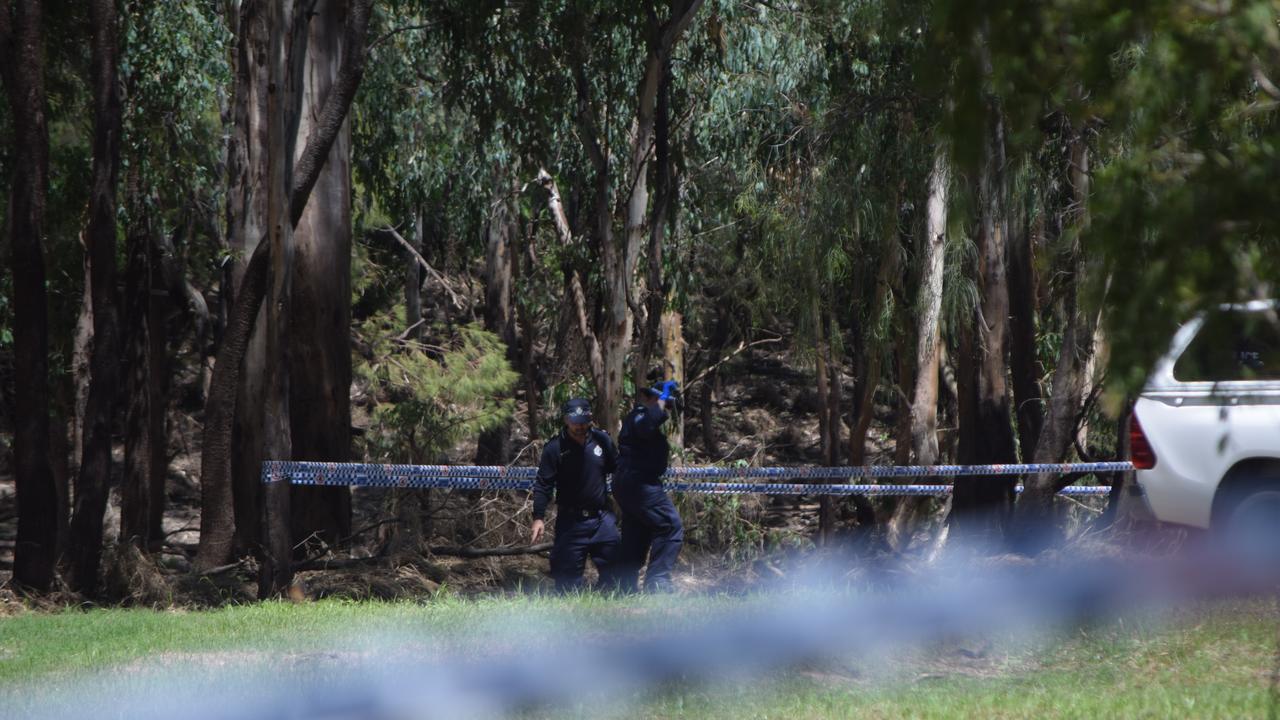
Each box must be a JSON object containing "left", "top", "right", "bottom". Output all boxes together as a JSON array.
[
  {"left": 936, "top": 0, "right": 1280, "bottom": 393},
  {"left": 678, "top": 493, "right": 775, "bottom": 562},
  {"left": 538, "top": 374, "right": 597, "bottom": 439},
  {"left": 354, "top": 316, "right": 518, "bottom": 463},
  {"left": 352, "top": 6, "right": 491, "bottom": 242}
]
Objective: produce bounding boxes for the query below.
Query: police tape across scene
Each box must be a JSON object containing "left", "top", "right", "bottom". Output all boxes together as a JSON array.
[{"left": 260, "top": 460, "right": 1131, "bottom": 496}]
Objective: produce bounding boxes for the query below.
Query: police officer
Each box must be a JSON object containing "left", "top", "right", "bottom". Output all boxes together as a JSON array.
[
  {"left": 614, "top": 380, "right": 683, "bottom": 593},
  {"left": 530, "top": 398, "right": 621, "bottom": 592}
]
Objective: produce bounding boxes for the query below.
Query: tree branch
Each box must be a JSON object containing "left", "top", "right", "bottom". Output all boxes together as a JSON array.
[
  {"left": 537, "top": 169, "right": 574, "bottom": 243},
  {"left": 685, "top": 335, "right": 783, "bottom": 390},
  {"left": 368, "top": 22, "right": 439, "bottom": 52},
  {"left": 382, "top": 226, "right": 463, "bottom": 308},
  {"left": 538, "top": 169, "right": 604, "bottom": 383},
  {"left": 428, "top": 542, "right": 552, "bottom": 558},
  {"left": 1252, "top": 58, "right": 1280, "bottom": 102},
  {"left": 572, "top": 65, "right": 609, "bottom": 178}
]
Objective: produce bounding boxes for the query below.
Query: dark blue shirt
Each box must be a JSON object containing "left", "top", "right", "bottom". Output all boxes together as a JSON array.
[
  {"left": 532, "top": 428, "right": 618, "bottom": 520},
  {"left": 618, "top": 403, "right": 670, "bottom": 479}
]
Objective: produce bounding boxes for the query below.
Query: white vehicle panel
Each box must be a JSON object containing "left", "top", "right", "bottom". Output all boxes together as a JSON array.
[
  {"left": 1134, "top": 301, "right": 1280, "bottom": 529},
  {"left": 1136, "top": 395, "right": 1280, "bottom": 528}
]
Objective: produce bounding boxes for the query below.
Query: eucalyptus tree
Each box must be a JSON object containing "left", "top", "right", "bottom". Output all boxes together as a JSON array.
[
  {"left": 696, "top": 0, "right": 946, "bottom": 542},
  {"left": 63, "top": 0, "right": 125, "bottom": 595},
  {"left": 431, "top": 0, "right": 706, "bottom": 435},
  {"left": 116, "top": 0, "right": 227, "bottom": 552},
  {"left": 286, "top": 0, "right": 371, "bottom": 554},
  {"left": 196, "top": 0, "right": 374, "bottom": 581},
  {"left": 1, "top": 0, "right": 58, "bottom": 593}
]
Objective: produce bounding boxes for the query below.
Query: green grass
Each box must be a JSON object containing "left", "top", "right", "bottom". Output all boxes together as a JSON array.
[
  {"left": 626, "top": 604, "right": 1280, "bottom": 719},
  {"left": 1, "top": 595, "right": 1277, "bottom": 719}
]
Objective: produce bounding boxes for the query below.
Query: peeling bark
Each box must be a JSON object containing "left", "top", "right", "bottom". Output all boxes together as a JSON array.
[
  {"left": 289, "top": 0, "right": 356, "bottom": 554},
  {"left": 910, "top": 148, "right": 949, "bottom": 467},
  {"left": 889, "top": 148, "right": 950, "bottom": 553},
  {"left": 197, "top": 0, "right": 373, "bottom": 574}
]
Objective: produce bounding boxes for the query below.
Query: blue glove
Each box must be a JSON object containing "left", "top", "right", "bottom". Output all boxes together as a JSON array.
[{"left": 658, "top": 379, "right": 678, "bottom": 401}]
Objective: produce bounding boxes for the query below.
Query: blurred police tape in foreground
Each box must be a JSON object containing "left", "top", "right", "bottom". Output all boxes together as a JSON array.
[{"left": 18, "top": 529, "right": 1280, "bottom": 720}]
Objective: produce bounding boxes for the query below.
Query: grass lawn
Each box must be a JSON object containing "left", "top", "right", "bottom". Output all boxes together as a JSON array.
[{"left": 0, "top": 594, "right": 1277, "bottom": 719}]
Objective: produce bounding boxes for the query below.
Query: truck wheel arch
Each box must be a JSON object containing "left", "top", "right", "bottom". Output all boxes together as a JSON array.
[{"left": 1211, "top": 457, "right": 1280, "bottom": 529}]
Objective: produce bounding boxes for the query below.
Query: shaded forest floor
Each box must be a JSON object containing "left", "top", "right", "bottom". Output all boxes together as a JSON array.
[{"left": 0, "top": 346, "right": 1124, "bottom": 609}]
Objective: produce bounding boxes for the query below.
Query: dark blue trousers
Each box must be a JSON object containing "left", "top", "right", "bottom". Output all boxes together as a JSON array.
[
  {"left": 549, "top": 509, "right": 620, "bottom": 593},
  {"left": 614, "top": 473, "right": 684, "bottom": 592}
]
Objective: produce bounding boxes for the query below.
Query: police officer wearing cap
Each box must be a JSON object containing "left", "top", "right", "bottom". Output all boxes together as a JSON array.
[
  {"left": 530, "top": 398, "right": 621, "bottom": 592},
  {"left": 614, "top": 379, "right": 683, "bottom": 593}
]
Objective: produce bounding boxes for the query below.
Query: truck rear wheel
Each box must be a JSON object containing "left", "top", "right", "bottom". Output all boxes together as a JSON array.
[{"left": 1216, "top": 485, "right": 1280, "bottom": 570}]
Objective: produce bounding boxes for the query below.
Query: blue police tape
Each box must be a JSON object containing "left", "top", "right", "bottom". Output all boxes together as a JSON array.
[{"left": 261, "top": 460, "right": 1130, "bottom": 496}]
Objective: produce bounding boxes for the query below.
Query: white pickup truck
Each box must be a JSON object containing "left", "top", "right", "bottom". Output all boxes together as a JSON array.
[{"left": 1132, "top": 300, "right": 1280, "bottom": 539}]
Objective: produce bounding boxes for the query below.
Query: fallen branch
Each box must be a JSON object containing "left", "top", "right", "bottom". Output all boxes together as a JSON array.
[
  {"left": 382, "top": 226, "right": 464, "bottom": 308},
  {"left": 429, "top": 542, "right": 552, "bottom": 558},
  {"left": 685, "top": 335, "right": 784, "bottom": 390},
  {"left": 291, "top": 543, "right": 554, "bottom": 572},
  {"left": 294, "top": 556, "right": 385, "bottom": 572},
  {"left": 196, "top": 559, "right": 251, "bottom": 576}
]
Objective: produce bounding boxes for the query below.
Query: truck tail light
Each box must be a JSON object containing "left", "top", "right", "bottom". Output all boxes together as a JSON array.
[{"left": 1129, "top": 414, "right": 1157, "bottom": 470}]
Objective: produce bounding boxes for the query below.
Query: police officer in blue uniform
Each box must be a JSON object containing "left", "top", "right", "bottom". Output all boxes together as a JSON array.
[
  {"left": 530, "top": 398, "right": 621, "bottom": 592},
  {"left": 614, "top": 380, "right": 683, "bottom": 593}
]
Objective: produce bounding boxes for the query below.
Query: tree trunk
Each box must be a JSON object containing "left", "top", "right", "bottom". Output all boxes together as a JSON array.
[
  {"left": 222, "top": 0, "right": 271, "bottom": 565},
  {"left": 949, "top": 90, "right": 1017, "bottom": 549},
  {"left": 199, "top": 241, "right": 269, "bottom": 573},
  {"left": 910, "top": 148, "right": 948, "bottom": 467},
  {"left": 885, "top": 323, "right": 917, "bottom": 551},
  {"left": 634, "top": 58, "right": 674, "bottom": 394},
  {"left": 47, "top": 400, "right": 72, "bottom": 564},
  {"left": 72, "top": 253, "right": 92, "bottom": 473},
  {"left": 572, "top": 0, "right": 702, "bottom": 435},
  {"left": 848, "top": 352, "right": 880, "bottom": 467},
  {"left": 515, "top": 217, "right": 539, "bottom": 442},
  {"left": 1014, "top": 131, "right": 1101, "bottom": 552},
  {"left": 815, "top": 303, "right": 834, "bottom": 544},
  {"left": 848, "top": 207, "right": 899, "bottom": 467},
  {"left": 146, "top": 233, "right": 169, "bottom": 549},
  {"left": 1008, "top": 212, "right": 1042, "bottom": 461},
  {"left": 405, "top": 210, "right": 423, "bottom": 341},
  {"left": 197, "top": 0, "right": 372, "bottom": 573},
  {"left": 259, "top": 0, "right": 296, "bottom": 597},
  {"left": 289, "top": 0, "right": 355, "bottom": 553},
  {"left": 121, "top": 179, "right": 155, "bottom": 547},
  {"left": 662, "top": 310, "right": 685, "bottom": 448},
  {"left": 698, "top": 303, "right": 731, "bottom": 458},
  {"left": 889, "top": 148, "right": 950, "bottom": 554},
  {"left": 476, "top": 183, "right": 518, "bottom": 464},
  {"left": 821, "top": 310, "right": 841, "bottom": 543},
  {"left": 67, "top": 0, "right": 124, "bottom": 594},
  {"left": 3, "top": 0, "right": 59, "bottom": 593}
]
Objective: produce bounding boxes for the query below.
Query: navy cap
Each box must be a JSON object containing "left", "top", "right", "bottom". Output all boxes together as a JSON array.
[
  {"left": 562, "top": 398, "right": 592, "bottom": 422},
  {"left": 639, "top": 386, "right": 661, "bottom": 398}
]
